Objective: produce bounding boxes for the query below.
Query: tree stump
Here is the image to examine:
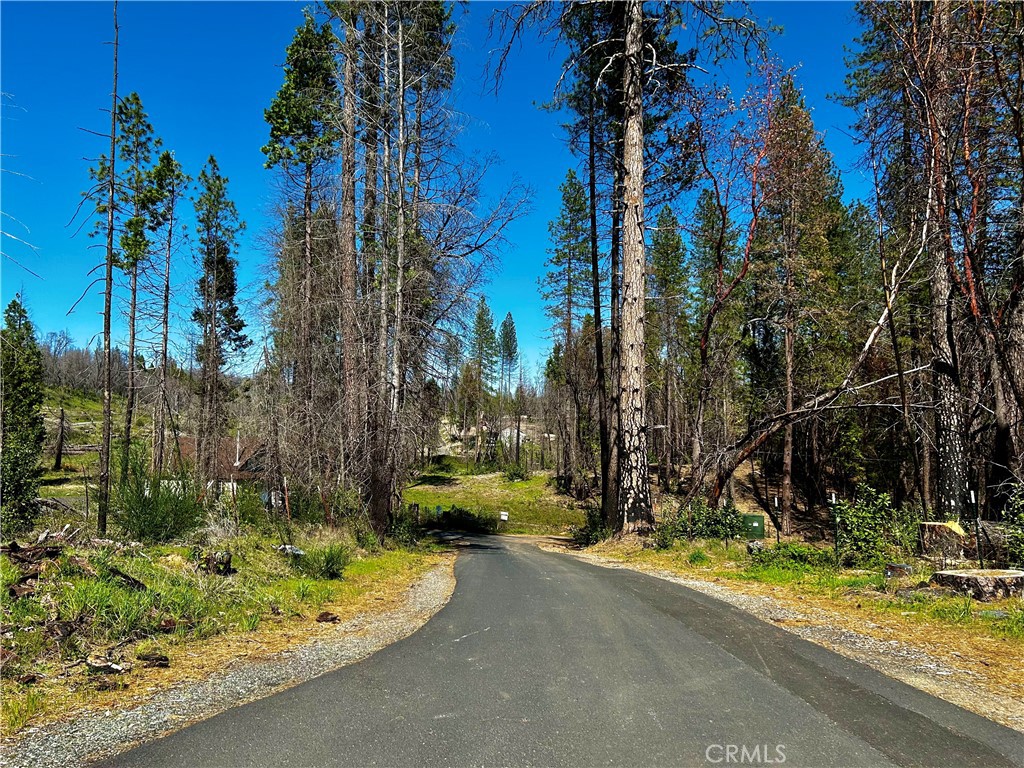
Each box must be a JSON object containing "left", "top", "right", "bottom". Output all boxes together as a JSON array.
[{"left": 929, "top": 569, "right": 1024, "bottom": 601}]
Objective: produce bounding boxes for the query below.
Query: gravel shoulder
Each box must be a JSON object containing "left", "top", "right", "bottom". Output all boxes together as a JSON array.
[
  {"left": 2, "top": 556, "right": 456, "bottom": 768},
  {"left": 540, "top": 541, "right": 1024, "bottom": 735}
]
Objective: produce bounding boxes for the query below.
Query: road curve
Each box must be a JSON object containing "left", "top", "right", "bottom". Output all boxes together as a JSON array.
[{"left": 100, "top": 536, "right": 1024, "bottom": 768}]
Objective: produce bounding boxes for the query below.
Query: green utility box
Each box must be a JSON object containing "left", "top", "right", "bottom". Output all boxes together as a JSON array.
[{"left": 742, "top": 514, "right": 765, "bottom": 540}]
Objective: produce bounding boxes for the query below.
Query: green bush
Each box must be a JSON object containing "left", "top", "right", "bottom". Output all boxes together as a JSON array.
[
  {"left": 347, "top": 515, "right": 381, "bottom": 551},
  {"left": 235, "top": 485, "right": 270, "bottom": 530},
  {"left": 439, "top": 504, "right": 498, "bottom": 534},
  {"left": 654, "top": 501, "right": 745, "bottom": 548},
  {"left": 113, "top": 450, "right": 204, "bottom": 543},
  {"left": 295, "top": 543, "right": 350, "bottom": 580},
  {"left": 689, "top": 501, "right": 746, "bottom": 540},
  {"left": 427, "top": 454, "right": 463, "bottom": 475},
  {"left": 570, "top": 507, "right": 611, "bottom": 547},
  {"left": 386, "top": 508, "right": 420, "bottom": 547},
  {"left": 998, "top": 484, "right": 1024, "bottom": 567},
  {"left": 834, "top": 486, "right": 919, "bottom": 566},
  {"left": 652, "top": 509, "right": 688, "bottom": 549},
  {"left": 688, "top": 548, "right": 710, "bottom": 565},
  {"left": 281, "top": 486, "right": 328, "bottom": 525},
  {"left": 1, "top": 439, "right": 42, "bottom": 534},
  {"left": 750, "top": 542, "right": 835, "bottom": 570},
  {"left": 503, "top": 463, "right": 530, "bottom": 482},
  {"left": 464, "top": 456, "right": 501, "bottom": 476}
]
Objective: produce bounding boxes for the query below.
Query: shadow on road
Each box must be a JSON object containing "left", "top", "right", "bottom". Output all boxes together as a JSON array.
[
  {"left": 409, "top": 473, "right": 457, "bottom": 487},
  {"left": 453, "top": 539, "right": 503, "bottom": 553}
]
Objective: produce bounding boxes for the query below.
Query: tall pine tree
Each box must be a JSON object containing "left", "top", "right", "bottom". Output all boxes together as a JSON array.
[
  {"left": 192, "top": 156, "right": 248, "bottom": 482},
  {"left": 1, "top": 296, "right": 45, "bottom": 532},
  {"left": 469, "top": 297, "right": 498, "bottom": 462}
]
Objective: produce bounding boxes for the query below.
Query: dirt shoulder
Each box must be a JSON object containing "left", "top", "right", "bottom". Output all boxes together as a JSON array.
[
  {"left": 538, "top": 539, "right": 1024, "bottom": 734},
  {"left": 2, "top": 554, "right": 456, "bottom": 768}
]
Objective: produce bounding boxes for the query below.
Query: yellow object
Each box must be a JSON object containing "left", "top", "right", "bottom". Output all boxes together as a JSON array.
[{"left": 941, "top": 521, "right": 967, "bottom": 537}]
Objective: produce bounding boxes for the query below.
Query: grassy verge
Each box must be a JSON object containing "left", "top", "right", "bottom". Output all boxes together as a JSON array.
[
  {"left": 582, "top": 538, "right": 1024, "bottom": 643},
  {"left": 1, "top": 533, "right": 445, "bottom": 737},
  {"left": 403, "top": 470, "right": 584, "bottom": 535}
]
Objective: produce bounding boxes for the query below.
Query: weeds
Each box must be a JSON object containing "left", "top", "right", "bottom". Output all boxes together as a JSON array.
[
  {"left": 927, "top": 595, "right": 976, "bottom": 624},
  {"left": 1, "top": 515, "right": 441, "bottom": 737},
  {"left": 834, "top": 487, "right": 920, "bottom": 566},
  {"left": 995, "top": 605, "right": 1024, "bottom": 639},
  {"left": 2, "top": 688, "right": 45, "bottom": 732},
  {"left": 134, "top": 638, "right": 166, "bottom": 659},
  {"left": 750, "top": 542, "right": 835, "bottom": 571},
  {"left": 688, "top": 549, "right": 710, "bottom": 565},
  {"left": 295, "top": 544, "right": 350, "bottom": 580},
  {"left": 1, "top": 555, "right": 21, "bottom": 592},
  {"left": 293, "top": 579, "right": 314, "bottom": 601},
  {"left": 653, "top": 501, "right": 745, "bottom": 548},
  {"left": 112, "top": 448, "right": 204, "bottom": 543}
]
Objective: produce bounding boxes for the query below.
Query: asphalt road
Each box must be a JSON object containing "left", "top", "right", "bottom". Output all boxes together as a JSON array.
[{"left": 101, "top": 536, "right": 1024, "bottom": 768}]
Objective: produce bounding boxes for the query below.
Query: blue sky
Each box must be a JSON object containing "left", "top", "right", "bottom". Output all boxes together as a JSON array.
[{"left": 1, "top": 1, "right": 865, "bottom": 375}]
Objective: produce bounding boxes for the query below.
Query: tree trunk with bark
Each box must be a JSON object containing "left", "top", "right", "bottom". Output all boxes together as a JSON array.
[
  {"left": 585, "top": 38, "right": 613, "bottom": 530},
  {"left": 120, "top": 262, "right": 139, "bottom": 488},
  {"left": 98, "top": 1, "right": 119, "bottom": 535},
  {"left": 53, "top": 408, "right": 65, "bottom": 472},
  {"left": 616, "top": 0, "right": 654, "bottom": 533},
  {"left": 153, "top": 174, "right": 178, "bottom": 476},
  {"left": 781, "top": 276, "right": 795, "bottom": 535},
  {"left": 926, "top": 2, "right": 969, "bottom": 522}
]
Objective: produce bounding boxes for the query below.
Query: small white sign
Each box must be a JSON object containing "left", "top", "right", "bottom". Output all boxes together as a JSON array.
[{"left": 499, "top": 511, "right": 509, "bottom": 522}]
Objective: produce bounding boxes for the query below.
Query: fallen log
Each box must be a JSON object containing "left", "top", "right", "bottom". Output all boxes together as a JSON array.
[
  {"left": 63, "top": 444, "right": 101, "bottom": 455},
  {"left": 106, "top": 566, "right": 148, "bottom": 592},
  {"left": 929, "top": 569, "right": 1024, "bottom": 601},
  {"left": 1, "top": 541, "right": 64, "bottom": 565},
  {"left": 36, "top": 498, "right": 81, "bottom": 517}
]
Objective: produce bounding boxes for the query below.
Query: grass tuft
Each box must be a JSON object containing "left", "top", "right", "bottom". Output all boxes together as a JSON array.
[
  {"left": 687, "top": 548, "right": 710, "bottom": 565},
  {"left": 2, "top": 688, "right": 45, "bottom": 732},
  {"left": 295, "top": 544, "right": 350, "bottom": 580}
]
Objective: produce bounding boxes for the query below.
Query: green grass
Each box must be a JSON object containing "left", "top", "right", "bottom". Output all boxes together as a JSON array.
[
  {"left": 2, "top": 688, "right": 45, "bottom": 733},
  {"left": 404, "top": 470, "right": 584, "bottom": 535},
  {"left": 1, "top": 531, "right": 439, "bottom": 735},
  {"left": 687, "top": 548, "right": 709, "bottom": 565},
  {"left": 995, "top": 605, "right": 1024, "bottom": 639},
  {"left": 593, "top": 538, "right": 1024, "bottom": 643},
  {"left": 37, "top": 386, "right": 144, "bottom": 500}
]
